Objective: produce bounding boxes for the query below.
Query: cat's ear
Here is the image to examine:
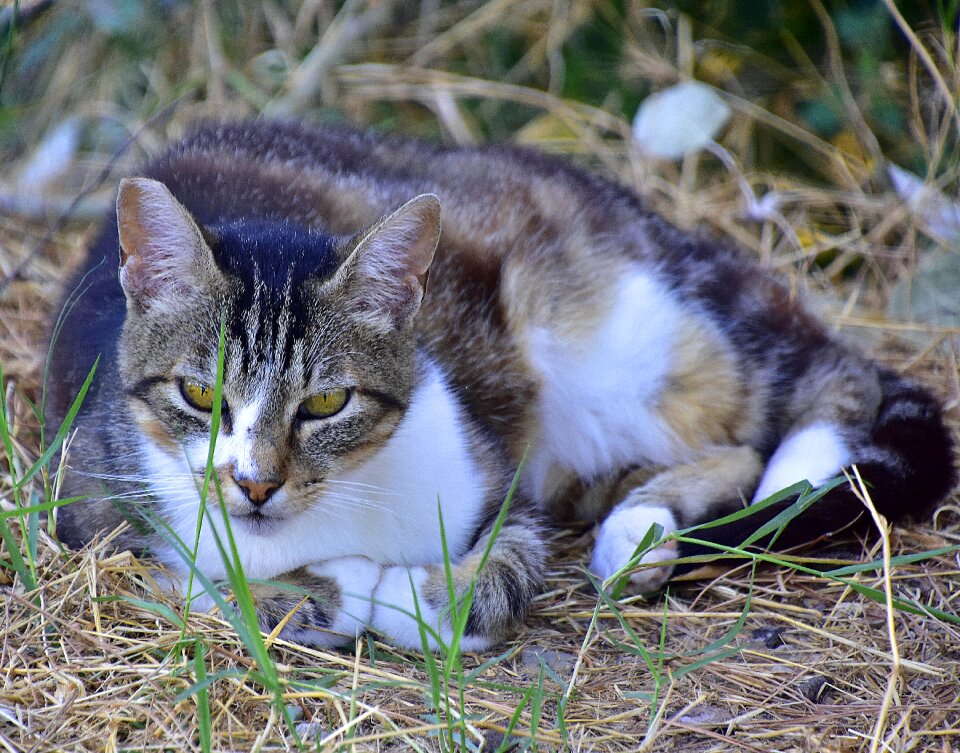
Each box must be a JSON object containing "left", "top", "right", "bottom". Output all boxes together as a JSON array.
[
  {"left": 116, "top": 177, "right": 217, "bottom": 312},
  {"left": 332, "top": 193, "right": 441, "bottom": 328}
]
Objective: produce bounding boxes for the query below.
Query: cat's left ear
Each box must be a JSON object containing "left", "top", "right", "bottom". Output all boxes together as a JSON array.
[
  {"left": 332, "top": 193, "right": 441, "bottom": 328},
  {"left": 116, "top": 177, "right": 219, "bottom": 313}
]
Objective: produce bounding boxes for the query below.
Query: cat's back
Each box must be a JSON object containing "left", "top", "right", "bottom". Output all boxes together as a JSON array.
[{"left": 145, "top": 120, "right": 645, "bottom": 247}]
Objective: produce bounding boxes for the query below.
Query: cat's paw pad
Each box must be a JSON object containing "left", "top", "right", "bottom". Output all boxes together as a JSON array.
[{"left": 590, "top": 505, "right": 678, "bottom": 592}]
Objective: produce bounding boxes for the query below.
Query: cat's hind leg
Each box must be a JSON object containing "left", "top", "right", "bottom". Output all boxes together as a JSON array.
[
  {"left": 371, "top": 516, "right": 547, "bottom": 651},
  {"left": 590, "top": 446, "right": 764, "bottom": 591}
]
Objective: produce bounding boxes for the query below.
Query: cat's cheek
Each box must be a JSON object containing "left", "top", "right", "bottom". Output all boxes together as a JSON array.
[
  {"left": 370, "top": 566, "right": 494, "bottom": 652},
  {"left": 590, "top": 505, "right": 679, "bottom": 592},
  {"left": 302, "top": 557, "right": 382, "bottom": 645}
]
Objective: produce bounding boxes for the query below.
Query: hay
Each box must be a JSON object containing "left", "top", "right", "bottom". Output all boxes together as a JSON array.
[{"left": 1, "top": 509, "right": 959, "bottom": 750}]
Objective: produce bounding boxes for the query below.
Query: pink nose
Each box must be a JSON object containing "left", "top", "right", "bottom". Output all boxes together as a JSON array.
[{"left": 233, "top": 476, "right": 283, "bottom": 505}]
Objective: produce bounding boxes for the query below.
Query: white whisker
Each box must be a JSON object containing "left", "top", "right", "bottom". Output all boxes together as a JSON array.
[
  {"left": 324, "top": 479, "right": 399, "bottom": 496},
  {"left": 315, "top": 492, "right": 393, "bottom": 513}
]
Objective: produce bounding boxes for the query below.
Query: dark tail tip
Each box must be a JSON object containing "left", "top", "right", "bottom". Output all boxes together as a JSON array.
[
  {"left": 675, "top": 372, "right": 955, "bottom": 571},
  {"left": 865, "top": 371, "right": 956, "bottom": 518}
]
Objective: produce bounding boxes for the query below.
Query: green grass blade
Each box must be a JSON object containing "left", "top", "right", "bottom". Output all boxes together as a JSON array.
[
  {"left": 408, "top": 566, "right": 443, "bottom": 706},
  {"left": 825, "top": 546, "right": 960, "bottom": 576},
  {"left": 0, "top": 519, "right": 31, "bottom": 588},
  {"left": 99, "top": 595, "right": 187, "bottom": 630},
  {"left": 175, "top": 668, "right": 248, "bottom": 703},
  {"left": 0, "top": 360, "right": 37, "bottom": 590},
  {"left": 671, "top": 646, "right": 743, "bottom": 681},
  {"left": 526, "top": 665, "right": 544, "bottom": 752},
  {"left": 462, "top": 647, "right": 514, "bottom": 685},
  {"left": 184, "top": 317, "right": 227, "bottom": 616},
  {"left": 585, "top": 570, "right": 657, "bottom": 674},
  {"left": 671, "top": 533, "right": 960, "bottom": 624},
  {"left": 472, "top": 457, "right": 524, "bottom": 575},
  {"left": 680, "top": 565, "right": 756, "bottom": 658},
  {"left": 496, "top": 674, "right": 537, "bottom": 753},
  {"left": 738, "top": 478, "right": 846, "bottom": 548},
  {"left": 194, "top": 639, "right": 212, "bottom": 753},
  {"left": 14, "top": 357, "right": 99, "bottom": 491},
  {"left": 608, "top": 521, "right": 663, "bottom": 597},
  {"left": 0, "top": 495, "right": 86, "bottom": 520}
]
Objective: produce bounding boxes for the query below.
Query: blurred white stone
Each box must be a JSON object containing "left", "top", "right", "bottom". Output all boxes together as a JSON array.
[
  {"left": 632, "top": 81, "right": 731, "bottom": 159},
  {"left": 17, "top": 118, "right": 81, "bottom": 194},
  {"left": 888, "top": 162, "right": 960, "bottom": 241}
]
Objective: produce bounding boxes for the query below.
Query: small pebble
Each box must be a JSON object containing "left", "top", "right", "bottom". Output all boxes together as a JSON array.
[
  {"left": 285, "top": 704, "right": 303, "bottom": 722},
  {"left": 798, "top": 675, "right": 828, "bottom": 703},
  {"left": 751, "top": 626, "right": 786, "bottom": 648},
  {"left": 519, "top": 647, "right": 577, "bottom": 675},
  {"left": 295, "top": 720, "right": 327, "bottom": 739},
  {"left": 677, "top": 704, "right": 733, "bottom": 728}
]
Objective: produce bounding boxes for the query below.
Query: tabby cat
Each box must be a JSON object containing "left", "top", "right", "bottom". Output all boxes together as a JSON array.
[{"left": 49, "top": 120, "right": 955, "bottom": 650}]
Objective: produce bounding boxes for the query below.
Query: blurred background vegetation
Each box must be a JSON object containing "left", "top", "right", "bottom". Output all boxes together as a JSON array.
[
  {"left": 2, "top": 1, "right": 957, "bottom": 165},
  {"left": 1, "top": 0, "right": 958, "bottom": 321}
]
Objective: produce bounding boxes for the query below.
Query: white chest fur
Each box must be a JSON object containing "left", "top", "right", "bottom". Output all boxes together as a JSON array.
[
  {"left": 148, "top": 361, "right": 486, "bottom": 581},
  {"left": 523, "top": 268, "right": 687, "bottom": 502}
]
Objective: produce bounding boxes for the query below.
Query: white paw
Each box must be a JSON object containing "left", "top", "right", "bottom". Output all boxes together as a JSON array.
[
  {"left": 752, "top": 422, "right": 849, "bottom": 503},
  {"left": 590, "top": 505, "right": 678, "bottom": 592},
  {"left": 301, "top": 556, "right": 382, "bottom": 646},
  {"left": 371, "top": 565, "right": 493, "bottom": 652}
]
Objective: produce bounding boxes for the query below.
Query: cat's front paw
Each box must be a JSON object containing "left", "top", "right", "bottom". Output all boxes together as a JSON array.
[
  {"left": 590, "top": 505, "right": 678, "bottom": 592},
  {"left": 371, "top": 564, "right": 496, "bottom": 652},
  {"left": 249, "top": 557, "right": 382, "bottom": 648}
]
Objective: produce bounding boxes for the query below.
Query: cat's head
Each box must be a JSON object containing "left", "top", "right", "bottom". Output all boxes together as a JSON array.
[{"left": 114, "top": 177, "right": 440, "bottom": 530}]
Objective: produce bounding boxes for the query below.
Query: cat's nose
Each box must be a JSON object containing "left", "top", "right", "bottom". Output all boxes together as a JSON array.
[{"left": 233, "top": 475, "right": 283, "bottom": 506}]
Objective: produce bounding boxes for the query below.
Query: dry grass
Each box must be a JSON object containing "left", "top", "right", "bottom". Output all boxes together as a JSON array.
[{"left": 2, "top": 2, "right": 959, "bottom": 751}]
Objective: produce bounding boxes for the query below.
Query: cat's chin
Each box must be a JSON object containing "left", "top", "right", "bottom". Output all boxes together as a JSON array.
[{"left": 230, "top": 510, "right": 286, "bottom": 534}]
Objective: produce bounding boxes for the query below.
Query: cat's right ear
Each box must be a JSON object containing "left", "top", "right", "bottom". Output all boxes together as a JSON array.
[
  {"left": 329, "top": 193, "right": 441, "bottom": 330},
  {"left": 116, "top": 178, "right": 217, "bottom": 313}
]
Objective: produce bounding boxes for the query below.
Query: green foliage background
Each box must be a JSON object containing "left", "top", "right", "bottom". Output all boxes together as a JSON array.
[{"left": 2, "top": 0, "right": 957, "bottom": 182}]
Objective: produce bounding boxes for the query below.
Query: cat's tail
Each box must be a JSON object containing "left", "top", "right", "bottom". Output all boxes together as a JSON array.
[{"left": 674, "top": 371, "right": 956, "bottom": 571}]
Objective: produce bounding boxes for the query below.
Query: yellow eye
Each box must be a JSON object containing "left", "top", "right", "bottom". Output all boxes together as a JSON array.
[
  {"left": 180, "top": 379, "right": 216, "bottom": 412},
  {"left": 299, "top": 388, "right": 349, "bottom": 419}
]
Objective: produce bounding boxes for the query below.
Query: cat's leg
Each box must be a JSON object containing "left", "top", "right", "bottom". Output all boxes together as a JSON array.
[
  {"left": 590, "top": 446, "right": 764, "bottom": 591},
  {"left": 370, "top": 516, "right": 548, "bottom": 651},
  {"left": 245, "top": 557, "right": 382, "bottom": 647}
]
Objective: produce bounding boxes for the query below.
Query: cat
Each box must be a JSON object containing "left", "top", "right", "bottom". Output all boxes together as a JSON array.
[{"left": 48, "top": 119, "right": 956, "bottom": 651}]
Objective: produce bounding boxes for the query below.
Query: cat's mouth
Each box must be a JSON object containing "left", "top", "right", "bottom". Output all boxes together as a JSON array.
[{"left": 230, "top": 509, "right": 286, "bottom": 532}]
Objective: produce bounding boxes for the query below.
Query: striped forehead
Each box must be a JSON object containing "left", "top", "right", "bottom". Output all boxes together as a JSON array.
[{"left": 208, "top": 219, "right": 341, "bottom": 375}]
